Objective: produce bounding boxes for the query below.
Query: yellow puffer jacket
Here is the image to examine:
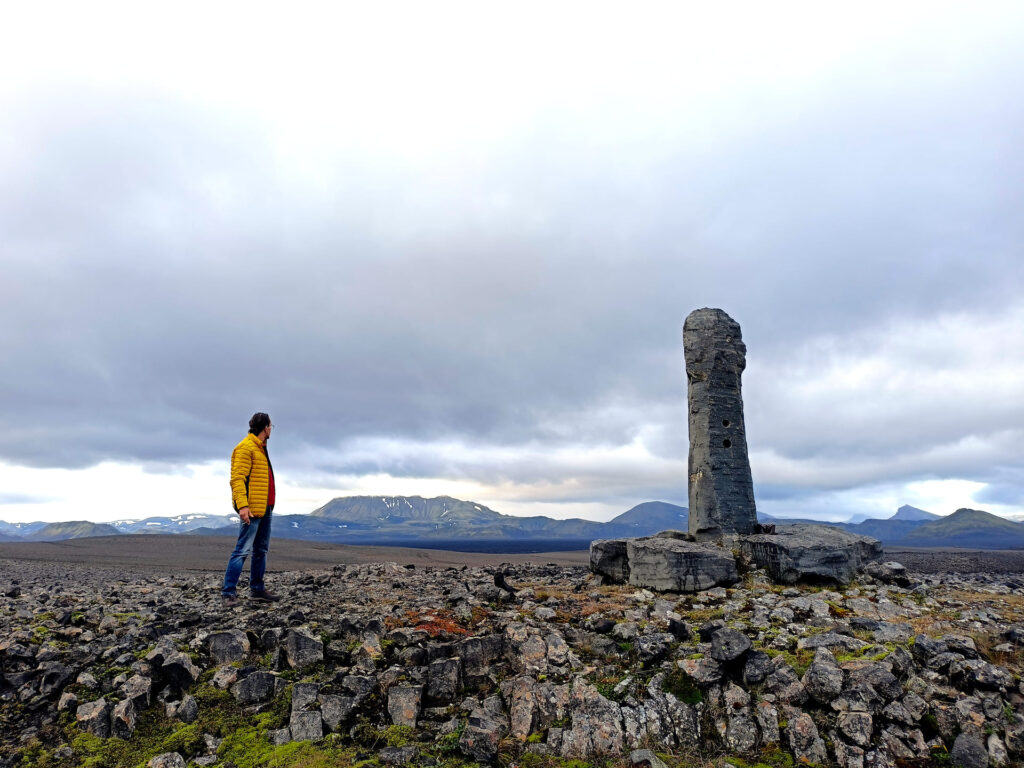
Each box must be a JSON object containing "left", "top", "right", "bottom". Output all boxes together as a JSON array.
[{"left": 230, "top": 433, "right": 272, "bottom": 517}]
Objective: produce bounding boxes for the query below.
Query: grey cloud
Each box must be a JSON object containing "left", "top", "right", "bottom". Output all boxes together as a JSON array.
[
  {"left": 2, "top": 31, "right": 1024, "bottom": 519},
  {"left": 0, "top": 493, "right": 53, "bottom": 505},
  {"left": 974, "top": 468, "right": 1024, "bottom": 506}
]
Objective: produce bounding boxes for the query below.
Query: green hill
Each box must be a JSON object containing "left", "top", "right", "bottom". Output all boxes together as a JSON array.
[
  {"left": 898, "top": 508, "right": 1024, "bottom": 549},
  {"left": 30, "top": 521, "right": 121, "bottom": 541}
]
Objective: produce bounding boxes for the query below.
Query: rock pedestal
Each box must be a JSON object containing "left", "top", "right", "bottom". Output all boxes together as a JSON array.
[
  {"left": 737, "top": 524, "right": 883, "bottom": 585},
  {"left": 684, "top": 308, "right": 758, "bottom": 540},
  {"left": 591, "top": 532, "right": 739, "bottom": 593},
  {"left": 592, "top": 525, "right": 882, "bottom": 589}
]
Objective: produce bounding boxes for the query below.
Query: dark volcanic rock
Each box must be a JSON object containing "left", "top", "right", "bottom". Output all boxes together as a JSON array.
[
  {"left": 2, "top": 549, "right": 1023, "bottom": 768},
  {"left": 802, "top": 648, "right": 843, "bottom": 704},
  {"left": 950, "top": 732, "right": 989, "bottom": 768},
  {"left": 111, "top": 698, "right": 137, "bottom": 739},
  {"left": 427, "top": 657, "right": 462, "bottom": 704},
  {"left": 231, "top": 671, "right": 281, "bottom": 704},
  {"left": 284, "top": 627, "right": 324, "bottom": 669},
  {"left": 710, "top": 628, "right": 751, "bottom": 663},
  {"left": 590, "top": 539, "right": 629, "bottom": 583},
  {"left": 206, "top": 629, "right": 250, "bottom": 664},
  {"left": 76, "top": 698, "right": 111, "bottom": 738},
  {"left": 460, "top": 695, "right": 507, "bottom": 762},
  {"left": 787, "top": 713, "right": 827, "bottom": 765},
  {"left": 387, "top": 685, "right": 423, "bottom": 727},
  {"left": 161, "top": 651, "right": 201, "bottom": 690}
]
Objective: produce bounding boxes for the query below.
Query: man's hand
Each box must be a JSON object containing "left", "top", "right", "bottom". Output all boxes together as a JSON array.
[{"left": 238, "top": 507, "right": 252, "bottom": 525}]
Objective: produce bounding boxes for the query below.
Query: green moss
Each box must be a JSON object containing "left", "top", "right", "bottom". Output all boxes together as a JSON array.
[
  {"left": 661, "top": 668, "right": 703, "bottom": 705},
  {"left": 216, "top": 725, "right": 277, "bottom": 768},
  {"left": 749, "top": 745, "right": 795, "bottom": 768},
  {"left": 218, "top": 729, "right": 368, "bottom": 768},
  {"left": 685, "top": 607, "right": 726, "bottom": 623},
  {"left": 15, "top": 740, "right": 60, "bottom": 768},
  {"left": 516, "top": 753, "right": 596, "bottom": 768},
  {"left": 920, "top": 712, "right": 941, "bottom": 740},
  {"left": 382, "top": 725, "right": 415, "bottom": 747},
  {"left": 764, "top": 648, "right": 814, "bottom": 676},
  {"left": 160, "top": 722, "right": 205, "bottom": 755},
  {"left": 432, "top": 721, "right": 465, "bottom": 755},
  {"left": 63, "top": 682, "right": 292, "bottom": 768}
]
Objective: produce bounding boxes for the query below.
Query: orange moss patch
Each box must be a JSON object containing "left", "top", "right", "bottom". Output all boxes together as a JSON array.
[
  {"left": 402, "top": 610, "right": 470, "bottom": 637},
  {"left": 415, "top": 617, "right": 469, "bottom": 637}
]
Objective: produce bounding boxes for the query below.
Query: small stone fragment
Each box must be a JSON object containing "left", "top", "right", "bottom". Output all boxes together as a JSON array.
[
  {"left": 387, "top": 685, "right": 423, "bottom": 727},
  {"left": 284, "top": 627, "right": 324, "bottom": 670},
  {"left": 147, "top": 754, "right": 186, "bottom": 768},
  {"left": 378, "top": 746, "right": 418, "bottom": 765},
  {"left": 787, "top": 713, "right": 828, "bottom": 765},
  {"left": 951, "top": 732, "right": 990, "bottom": 768},
  {"left": 231, "top": 671, "right": 280, "bottom": 704},
  {"left": 206, "top": 629, "right": 250, "bottom": 664},
  {"left": 710, "top": 628, "right": 751, "bottom": 663},
  {"left": 289, "top": 710, "right": 323, "bottom": 741},
  {"left": 175, "top": 693, "right": 198, "bottom": 724},
  {"left": 111, "top": 698, "right": 137, "bottom": 739},
  {"left": 630, "top": 749, "right": 669, "bottom": 768},
  {"left": 76, "top": 698, "right": 111, "bottom": 739}
]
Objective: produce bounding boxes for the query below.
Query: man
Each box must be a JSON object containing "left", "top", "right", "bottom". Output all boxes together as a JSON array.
[{"left": 221, "top": 412, "right": 282, "bottom": 607}]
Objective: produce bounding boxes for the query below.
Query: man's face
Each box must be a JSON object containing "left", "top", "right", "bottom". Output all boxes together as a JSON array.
[{"left": 262, "top": 421, "right": 273, "bottom": 442}]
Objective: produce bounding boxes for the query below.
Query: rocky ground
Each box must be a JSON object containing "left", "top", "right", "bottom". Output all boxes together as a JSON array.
[{"left": 1, "top": 553, "right": 1023, "bottom": 768}]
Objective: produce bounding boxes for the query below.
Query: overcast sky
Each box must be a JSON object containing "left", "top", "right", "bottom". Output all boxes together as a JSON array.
[{"left": 2, "top": 3, "right": 1023, "bottom": 524}]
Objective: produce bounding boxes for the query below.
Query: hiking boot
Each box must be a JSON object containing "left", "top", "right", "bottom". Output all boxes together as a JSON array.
[
  {"left": 221, "top": 594, "right": 239, "bottom": 608},
  {"left": 250, "top": 589, "right": 281, "bottom": 603}
]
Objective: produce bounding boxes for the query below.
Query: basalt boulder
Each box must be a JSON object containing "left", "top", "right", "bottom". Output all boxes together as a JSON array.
[
  {"left": 737, "top": 524, "right": 882, "bottom": 585},
  {"left": 591, "top": 533, "right": 739, "bottom": 592}
]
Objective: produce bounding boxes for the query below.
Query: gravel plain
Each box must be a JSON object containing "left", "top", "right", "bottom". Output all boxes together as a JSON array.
[{"left": 0, "top": 534, "right": 589, "bottom": 577}]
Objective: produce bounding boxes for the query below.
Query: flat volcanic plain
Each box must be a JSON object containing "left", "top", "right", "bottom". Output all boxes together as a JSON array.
[
  {"left": 1, "top": 535, "right": 1022, "bottom": 576},
  {"left": 0, "top": 534, "right": 590, "bottom": 574}
]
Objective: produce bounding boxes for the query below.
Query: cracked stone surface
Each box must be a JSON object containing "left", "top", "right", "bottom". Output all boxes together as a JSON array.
[{"left": 684, "top": 308, "right": 758, "bottom": 540}]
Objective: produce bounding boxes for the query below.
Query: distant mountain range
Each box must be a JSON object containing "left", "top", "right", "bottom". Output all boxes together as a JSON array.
[
  {"left": 0, "top": 498, "right": 1022, "bottom": 550},
  {"left": 827, "top": 505, "right": 1024, "bottom": 549},
  {"left": 0, "top": 513, "right": 237, "bottom": 541},
  {"left": 192, "top": 496, "right": 668, "bottom": 544}
]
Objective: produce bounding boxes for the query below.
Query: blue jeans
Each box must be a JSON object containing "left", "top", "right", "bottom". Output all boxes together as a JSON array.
[{"left": 222, "top": 505, "right": 273, "bottom": 596}]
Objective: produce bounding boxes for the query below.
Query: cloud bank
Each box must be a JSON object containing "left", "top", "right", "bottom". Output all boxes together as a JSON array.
[{"left": 1, "top": 3, "right": 1023, "bottom": 521}]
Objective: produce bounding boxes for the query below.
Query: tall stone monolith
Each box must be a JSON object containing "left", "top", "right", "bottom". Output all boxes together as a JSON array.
[{"left": 684, "top": 308, "right": 758, "bottom": 540}]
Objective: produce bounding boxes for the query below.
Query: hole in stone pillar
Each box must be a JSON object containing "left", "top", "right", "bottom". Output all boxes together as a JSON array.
[
  {"left": 723, "top": 439, "right": 732, "bottom": 448},
  {"left": 722, "top": 419, "right": 731, "bottom": 427}
]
